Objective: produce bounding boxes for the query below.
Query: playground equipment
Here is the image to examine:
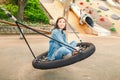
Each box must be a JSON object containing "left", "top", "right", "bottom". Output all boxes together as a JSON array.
[{"left": 70, "top": 3, "right": 111, "bottom": 36}]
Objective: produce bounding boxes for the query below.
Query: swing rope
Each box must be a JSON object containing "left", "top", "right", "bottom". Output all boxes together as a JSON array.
[
  {"left": 68, "top": 23, "right": 82, "bottom": 43},
  {"left": 16, "top": 21, "right": 77, "bottom": 51},
  {"left": 15, "top": 21, "right": 36, "bottom": 59}
]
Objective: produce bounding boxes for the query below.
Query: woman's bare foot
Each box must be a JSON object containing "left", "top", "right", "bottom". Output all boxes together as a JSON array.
[{"left": 72, "top": 50, "right": 79, "bottom": 55}]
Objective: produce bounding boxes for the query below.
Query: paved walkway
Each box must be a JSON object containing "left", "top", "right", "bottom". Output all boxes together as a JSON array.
[{"left": 0, "top": 34, "right": 120, "bottom": 80}]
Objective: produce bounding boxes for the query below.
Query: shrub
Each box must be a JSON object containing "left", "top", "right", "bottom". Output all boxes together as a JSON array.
[
  {"left": 24, "top": 0, "right": 49, "bottom": 24},
  {"left": 0, "top": 0, "right": 49, "bottom": 24},
  {"left": 0, "top": 9, "right": 9, "bottom": 19},
  {"left": 0, "top": 4, "right": 18, "bottom": 19}
]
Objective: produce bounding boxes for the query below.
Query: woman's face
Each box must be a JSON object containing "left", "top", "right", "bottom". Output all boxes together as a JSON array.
[{"left": 57, "top": 18, "right": 66, "bottom": 30}]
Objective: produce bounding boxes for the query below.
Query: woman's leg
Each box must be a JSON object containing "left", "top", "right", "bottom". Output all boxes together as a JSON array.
[
  {"left": 70, "top": 41, "right": 80, "bottom": 55},
  {"left": 53, "top": 47, "right": 72, "bottom": 60},
  {"left": 69, "top": 41, "right": 77, "bottom": 47},
  {"left": 63, "top": 53, "right": 72, "bottom": 59}
]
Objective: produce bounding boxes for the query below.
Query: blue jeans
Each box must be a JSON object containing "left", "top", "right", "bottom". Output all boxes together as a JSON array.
[{"left": 51, "top": 41, "right": 77, "bottom": 60}]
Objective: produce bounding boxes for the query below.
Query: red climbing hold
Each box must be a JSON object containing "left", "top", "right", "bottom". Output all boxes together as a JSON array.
[
  {"left": 79, "top": 2, "right": 84, "bottom": 5},
  {"left": 88, "top": 10, "right": 92, "bottom": 14},
  {"left": 99, "top": 17, "right": 105, "bottom": 21},
  {"left": 86, "top": 6, "right": 89, "bottom": 8}
]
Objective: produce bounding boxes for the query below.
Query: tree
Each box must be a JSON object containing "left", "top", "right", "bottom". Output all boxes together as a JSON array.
[
  {"left": 72, "top": 0, "right": 75, "bottom": 3},
  {"left": 17, "top": 0, "right": 28, "bottom": 21},
  {"left": 63, "top": 0, "right": 71, "bottom": 38},
  {"left": 63, "top": 0, "right": 71, "bottom": 20}
]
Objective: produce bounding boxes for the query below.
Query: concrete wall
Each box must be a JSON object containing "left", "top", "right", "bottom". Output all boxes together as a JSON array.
[{"left": 0, "top": 25, "right": 52, "bottom": 34}]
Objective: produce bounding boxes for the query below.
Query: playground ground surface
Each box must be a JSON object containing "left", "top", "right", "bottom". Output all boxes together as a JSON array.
[
  {"left": 0, "top": 0, "right": 120, "bottom": 80},
  {"left": 0, "top": 34, "right": 120, "bottom": 80}
]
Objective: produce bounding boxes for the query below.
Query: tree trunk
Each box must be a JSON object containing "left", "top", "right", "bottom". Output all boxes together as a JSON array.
[
  {"left": 63, "top": 0, "right": 71, "bottom": 39},
  {"left": 72, "top": 0, "right": 75, "bottom": 3},
  {"left": 17, "top": 0, "right": 28, "bottom": 21},
  {"left": 63, "top": 0, "right": 71, "bottom": 20}
]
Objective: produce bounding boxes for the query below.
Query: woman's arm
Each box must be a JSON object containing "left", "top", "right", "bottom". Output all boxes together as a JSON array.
[{"left": 51, "top": 29, "right": 75, "bottom": 50}]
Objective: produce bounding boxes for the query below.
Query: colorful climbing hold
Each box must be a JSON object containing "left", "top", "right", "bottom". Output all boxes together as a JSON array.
[
  {"left": 90, "top": 3, "right": 92, "bottom": 6},
  {"left": 97, "top": 10, "right": 101, "bottom": 13},
  {"left": 93, "top": 18, "right": 96, "bottom": 22},
  {"left": 79, "top": 2, "right": 84, "bottom": 5},
  {"left": 86, "top": 6, "right": 89, "bottom": 8},
  {"left": 99, "top": 17, "right": 105, "bottom": 21},
  {"left": 99, "top": 15, "right": 102, "bottom": 17},
  {"left": 92, "top": 10, "right": 94, "bottom": 12},
  {"left": 88, "top": 10, "right": 92, "bottom": 14},
  {"left": 105, "top": 15, "right": 108, "bottom": 17},
  {"left": 112, "top": 23, "right": 115, "bottom": 25},
  {"left": 110, "top": 26, "right": 116, "bottom": 32},
  {"left": 86, "top": 0, "right": 90, "bottom": 2}
]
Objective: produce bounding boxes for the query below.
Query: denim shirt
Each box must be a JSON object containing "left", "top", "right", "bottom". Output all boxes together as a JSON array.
[{"left": 48, "top": 29, "right": 74, "bottom": 60}]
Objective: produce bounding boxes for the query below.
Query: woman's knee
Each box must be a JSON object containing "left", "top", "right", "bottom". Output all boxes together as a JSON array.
[
  {"left": 63, "top": 53, "right": 72, "bottom": 59},
  {"left": 57, "top": 47, "right": 71, "bottom": 55},
  {"left": 70, "top": 41, "right": 77, "bottom": 47},
  {"left": 59, "top": 47, "right": 69, "bottom": 51}
]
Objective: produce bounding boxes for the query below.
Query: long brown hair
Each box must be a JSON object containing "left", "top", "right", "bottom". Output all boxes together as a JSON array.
[{"left": 54, "top": 17, "right": 67, "bottom": 30}]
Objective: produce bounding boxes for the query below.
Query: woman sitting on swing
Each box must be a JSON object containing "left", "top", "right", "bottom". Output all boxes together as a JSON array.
[{"left": 48, "top": 17, "right": 80, "bottom": 60}]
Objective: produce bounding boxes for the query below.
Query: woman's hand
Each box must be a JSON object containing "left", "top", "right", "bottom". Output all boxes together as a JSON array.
[{"left": 72, "top": 47, "right": 80, "bottom": 55}]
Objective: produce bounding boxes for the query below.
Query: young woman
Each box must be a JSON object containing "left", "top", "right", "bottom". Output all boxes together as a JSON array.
[{"left": 48, "top": 17, "right": 79, "bottom": 60}]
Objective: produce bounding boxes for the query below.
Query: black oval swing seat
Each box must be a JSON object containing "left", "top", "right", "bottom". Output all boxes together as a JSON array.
[{"left": 32, "top": 42, "right": 96, "bottom": 69}]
